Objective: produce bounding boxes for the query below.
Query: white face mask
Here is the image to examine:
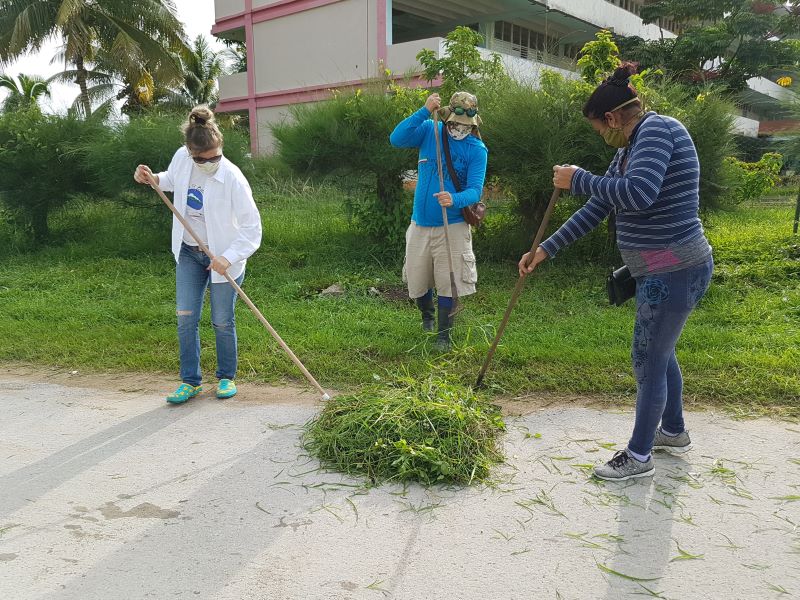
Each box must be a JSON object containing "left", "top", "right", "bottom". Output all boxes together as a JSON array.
[
  {"left": 195, "top": 160, "right": 221, "bottom": 176},
  {"left": 447, "top": 123, "right": 472, "bottom": 141}
]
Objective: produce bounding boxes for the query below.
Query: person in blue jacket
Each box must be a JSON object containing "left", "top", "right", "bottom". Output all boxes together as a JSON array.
[{"left": 390, "top": 91, "right": 488, "bottom": 350}]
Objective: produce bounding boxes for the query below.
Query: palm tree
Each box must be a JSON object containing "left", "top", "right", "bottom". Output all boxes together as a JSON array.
[
  {"left": 0, "top": 73, "right": 50, "bottom": 111},
  {"left": 158, "top": 35, "right": 229, "bottom": 111},
  {"left": 0, "top": 0, "right": 188, "bottom": 116}
]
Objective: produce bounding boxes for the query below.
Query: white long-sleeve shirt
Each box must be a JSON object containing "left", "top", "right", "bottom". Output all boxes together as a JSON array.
[{"left": 156, "top": 147, "right": 262, "bottom": 283}]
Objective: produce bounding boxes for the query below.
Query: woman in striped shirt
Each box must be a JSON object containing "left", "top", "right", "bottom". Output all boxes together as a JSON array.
[{"left": 518, "top": 64, "right": 714, "bottom": 481}]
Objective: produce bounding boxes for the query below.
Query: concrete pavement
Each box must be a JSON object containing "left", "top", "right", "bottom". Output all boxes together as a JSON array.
[{"left": 0, "top": 371, "right": 798, "bottom": 599}]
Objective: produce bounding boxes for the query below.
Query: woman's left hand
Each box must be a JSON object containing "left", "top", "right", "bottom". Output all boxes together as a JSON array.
[
  {"left": 553, "top": 165, "right": 579, "bottom": 190},
  {"left": 208, "top": 256, "right": 231, "bottom": 275},
  {"left": 434, "top": 191, "right": 453, "bottom": 207}
]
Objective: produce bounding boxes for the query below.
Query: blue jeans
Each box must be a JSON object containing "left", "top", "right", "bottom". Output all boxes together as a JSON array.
[
  {"left": 628, "top": 258, "right": 713, "bottom": 456},
  {"left": 176, "top": 243, "right": 243, "bottom": 386}
]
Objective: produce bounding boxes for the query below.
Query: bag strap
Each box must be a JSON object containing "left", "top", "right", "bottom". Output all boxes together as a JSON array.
[{"left": 440, "top": 125, "right": 462, "bottom": 193}]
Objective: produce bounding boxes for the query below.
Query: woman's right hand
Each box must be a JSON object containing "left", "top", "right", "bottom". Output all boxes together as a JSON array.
[
  {"left": 518, "top": 246, "right": 548, "bottom": 277},
  {"left": 425, "top": 93, "right": 441, "bottom": 114},
  {"left": 134, "top": 164, "right": 156, "bottom": 186}
]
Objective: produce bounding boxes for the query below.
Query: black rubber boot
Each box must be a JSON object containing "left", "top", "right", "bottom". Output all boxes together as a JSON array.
[
  {"left": 415, "top": 291, "right": 435, "bottom": 332},
  {"left": 435, "top": 303, "right": 453, "bottom": 351}
]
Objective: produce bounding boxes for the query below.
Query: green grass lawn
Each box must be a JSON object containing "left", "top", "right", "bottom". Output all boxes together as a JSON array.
[{"left": 1, "top": 184, "right": 798, "bottom": 415}]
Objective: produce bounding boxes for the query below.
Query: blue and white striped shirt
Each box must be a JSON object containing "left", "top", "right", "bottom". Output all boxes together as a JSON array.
[{"left": 541, "top": 112, "right": 710, "bottom": 271}]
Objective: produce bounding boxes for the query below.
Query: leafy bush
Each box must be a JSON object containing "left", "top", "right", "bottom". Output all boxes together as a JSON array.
[
  {"left": 0, "top": 108, "right": 105, "bottom": 243},
  {"left": 679, "top": 90, "right": 737, "bottom": 210},
  {"left": 417, "top": 26, "right": 506, "bottom": 98},
  {"left": 272, "top": 80, "right": 428, "bottom": 246},
  {"left": 480, "top": 71, "right": 735, "bottom": 255},
  {"left": 303, "top": 374, "right": 505, "bottom": 485},
  {"left": 480, "top": 72, "right": 612, "bottom": 235},
  {"left": 80, "top": 112, "right": 251, "bottom": 202},
  {"left": 721, "top": 152, "right": 783, "bottom": 205},
  {"left": 577, "top": 30, "right": 621, "bottom": 84}
]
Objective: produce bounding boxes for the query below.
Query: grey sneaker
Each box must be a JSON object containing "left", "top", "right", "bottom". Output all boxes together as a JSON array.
[
  {"left": 653, "top": 428, "right": 692, "bottom": 454},
  {"left": 594, "top": 450, "right": 655, "bottom": 481}
]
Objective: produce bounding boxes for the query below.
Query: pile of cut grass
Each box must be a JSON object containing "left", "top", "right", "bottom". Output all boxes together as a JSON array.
[{"left": 304, "top": 375, "right": 506, "bottom": 485}]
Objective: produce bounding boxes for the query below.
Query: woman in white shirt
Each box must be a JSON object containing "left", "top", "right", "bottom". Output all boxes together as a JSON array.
[{"left": 134, "top": 106, "right": 262, "bottom": 404}]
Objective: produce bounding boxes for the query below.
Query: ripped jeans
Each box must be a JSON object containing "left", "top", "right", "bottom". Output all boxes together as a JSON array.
[
  {"left": 628, "top": 258, "right": 713, "bottom": 456},
  {"left": 176, "top": 243, "right": 243, "bottom": 386}
]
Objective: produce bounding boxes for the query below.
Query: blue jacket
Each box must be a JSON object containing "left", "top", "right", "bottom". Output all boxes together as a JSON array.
[{"left": 390, "top": 106, "right": 488, "bottom": 226}]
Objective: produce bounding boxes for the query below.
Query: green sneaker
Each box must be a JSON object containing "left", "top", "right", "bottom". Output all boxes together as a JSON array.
[
  {"left": 216, "top": 378, "right": 237, "bottom": 399},
  {"left": 166, "top": 383, "right": 202, "bottom": 404}
]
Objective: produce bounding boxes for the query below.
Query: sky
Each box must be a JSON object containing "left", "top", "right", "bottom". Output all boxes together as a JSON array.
[{"left": 0, "top": 0, "right": 221, "bottom": 113}]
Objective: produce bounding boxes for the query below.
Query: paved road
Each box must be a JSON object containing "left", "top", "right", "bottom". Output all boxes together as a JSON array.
[{"left": 0, "top": 373, "right": 798, "bottom": 599}]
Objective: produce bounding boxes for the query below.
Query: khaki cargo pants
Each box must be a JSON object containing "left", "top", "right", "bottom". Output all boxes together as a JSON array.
[{"left": 402, "top": 221, "right": 478, "bottom": 299}]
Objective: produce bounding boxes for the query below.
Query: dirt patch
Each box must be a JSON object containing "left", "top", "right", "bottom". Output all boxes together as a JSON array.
[
  {"left": 0, "top": 362, "right": 719, "bottom": 416},
  {"left": 100, "top": 502, "right": 180, "bottom": 520},
  {"left": 377, "top": 285, "right": 413, "bottom": 304},
  {"left": 1, "top": 363, "right": 326, "bottom": 408}
]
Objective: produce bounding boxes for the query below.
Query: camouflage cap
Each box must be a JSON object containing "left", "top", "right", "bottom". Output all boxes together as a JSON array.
[{"left": 442, "top": 91, "right": 481, "bottom": 127}]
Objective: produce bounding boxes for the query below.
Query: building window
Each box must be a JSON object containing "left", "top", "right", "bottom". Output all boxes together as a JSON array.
[{"left": 494, "top": 20, "right": 559, "bottom": 59}]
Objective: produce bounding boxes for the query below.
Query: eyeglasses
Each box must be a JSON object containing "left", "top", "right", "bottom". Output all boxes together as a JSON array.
[
  {"left": 451, "top": 106, "right": 478, "bottom": 117},
  {"left": 192, "top": 154, "right": 223, "bottom": 164}
]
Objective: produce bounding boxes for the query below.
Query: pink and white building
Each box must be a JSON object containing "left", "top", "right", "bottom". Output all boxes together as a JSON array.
[{"left": 211, "top": 0, "right": 773, "bottom": 154}]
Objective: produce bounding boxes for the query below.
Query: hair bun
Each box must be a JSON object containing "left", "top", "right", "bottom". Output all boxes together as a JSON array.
[
  {"left": 188, "top": 105, "right": 215, "bottom": 127},
  {"left": 609, "top": 62, "right": 639, "bottom": 86}
]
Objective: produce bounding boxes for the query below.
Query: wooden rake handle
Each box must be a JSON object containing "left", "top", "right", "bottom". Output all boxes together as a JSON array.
[
  {"left": 432, "top": 110, "right": 461, "bottom": 315},
  {"left": 149, "top": 179, "right": 330, "bottom": 401},
  {"left": 474, "top": 187, "right": 562, "bottom": 388}
]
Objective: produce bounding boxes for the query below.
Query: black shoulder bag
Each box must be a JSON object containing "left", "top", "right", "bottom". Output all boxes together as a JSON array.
[
  {"left": 441, "top": 129, "right": 486, "bottom": 227},
  {"left": 607, "top": 265, "right": 636, "bottom": 306}
]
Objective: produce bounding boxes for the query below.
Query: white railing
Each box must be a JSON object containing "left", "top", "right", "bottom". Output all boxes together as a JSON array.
[
  {"left": 490, "top": 39, "right": 576, "bottom": 73},
  {"left": 385, "top": 37, "right": 579, "bottom": 86}
]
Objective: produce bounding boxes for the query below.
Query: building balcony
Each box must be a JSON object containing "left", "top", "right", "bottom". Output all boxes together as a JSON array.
[
  {"left": 541, "top": 0, "right": 675, "bottom": 40},
  {"left": 218, "top": 71, "right": 248, "bottom": 103},
  {"left": 214, "top": 0, "right": 245, "bottom": 21},
  {"left": 386, "top": 37, "right": 445, "bottom": 75},
  {"left": 385, "top": 37, "right": 579, "bottom": 85}
]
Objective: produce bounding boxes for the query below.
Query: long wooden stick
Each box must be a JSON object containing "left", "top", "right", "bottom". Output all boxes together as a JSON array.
[
  {"left": 432, "top": 111, "right": 461, "bottom": 317},
  {"left": 149, "top": 179, "right": 330, "bottom": 401},
  {"left": 474, "top": 187, "right": 562, "bottom": 388}
]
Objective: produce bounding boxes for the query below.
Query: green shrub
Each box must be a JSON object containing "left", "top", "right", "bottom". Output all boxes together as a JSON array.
[
  {"left": 80, "top": 112, "right": 251, "bottom": 202},
  {"left": 680, "top": 90, "right": 737, "bottom": 210},
  {"left": 272, "top": 81, "right": 428, "bottom": 247},
  {"left": 480, "top": 72, "right": 612, "bottom": 236},
  {"left": 721, "top": 152, "right": 783, "bottom": 205},
  {"left": 0, "top": 108, "right": 105, "bottom": 243},
  {"left": 479, "top": 72, "right": 736, "bottom": 258}
]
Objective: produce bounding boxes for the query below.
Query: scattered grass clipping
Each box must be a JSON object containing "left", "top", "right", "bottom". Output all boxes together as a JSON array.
[{"left": 303, "top": 374, "right": 506, "bottom": 485}]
